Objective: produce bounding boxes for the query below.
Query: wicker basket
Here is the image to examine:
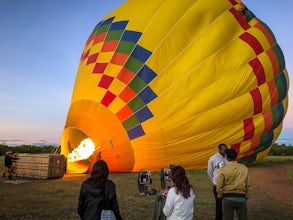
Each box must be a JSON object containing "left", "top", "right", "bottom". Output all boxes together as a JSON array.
[{"left": 14, "top": 153, "right": 66, "bottom": 179}]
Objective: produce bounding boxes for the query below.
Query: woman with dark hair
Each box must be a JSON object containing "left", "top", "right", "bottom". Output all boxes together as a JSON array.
[
  {"left": 78, "top": 160, "right": 123, "bottom": 220},
  {"left": 163, "top": 166, "right": 196, "bottom": 220}
]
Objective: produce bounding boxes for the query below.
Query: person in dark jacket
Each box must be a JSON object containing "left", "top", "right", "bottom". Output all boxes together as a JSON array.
[
  {"left": 78, "top": 160, "right": 122, "bottom": 220},
  {"left": 2, "top": 151, "right": 15, "bottom": 180}
]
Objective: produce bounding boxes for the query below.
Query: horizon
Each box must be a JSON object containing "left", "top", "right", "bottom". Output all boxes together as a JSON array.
[{"left": 1, "top": 129, "right": 293, "bottom": 147}]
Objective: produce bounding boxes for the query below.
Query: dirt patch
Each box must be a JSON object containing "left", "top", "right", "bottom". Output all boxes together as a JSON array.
[{"left": 250, "top": 163, "right": 293, "bottom": 205}]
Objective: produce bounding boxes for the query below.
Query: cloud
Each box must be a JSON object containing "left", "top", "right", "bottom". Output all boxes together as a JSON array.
[{"left": 0, "top": 139, "right": 58, "bottom": 146}]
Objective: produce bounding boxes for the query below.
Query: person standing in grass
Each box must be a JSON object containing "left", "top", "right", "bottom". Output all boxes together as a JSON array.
[
  {"left": 163, "top": 165, "right": 196, "bottom": 220},
  {"left": 77, "top": 160, "right": 123, "bottom": 220},
  {"left": 216, "top": 149, "right": 252, "bottom": 220},
  {"left": 2, "top": 151, "right": 14, "bottom": 180},
  {"left": 207, "top": 143, "right": 228, "bottom": 220}
]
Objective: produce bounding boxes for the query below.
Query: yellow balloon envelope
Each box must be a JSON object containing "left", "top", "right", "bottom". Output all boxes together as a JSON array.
[{"left": 61, "top": 0, "right": 289, "bottom": 173}]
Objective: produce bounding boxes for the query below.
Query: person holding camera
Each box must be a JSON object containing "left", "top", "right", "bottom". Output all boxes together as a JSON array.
[{"left": 163, "top": 165, "right": 196, "bottom": 220}]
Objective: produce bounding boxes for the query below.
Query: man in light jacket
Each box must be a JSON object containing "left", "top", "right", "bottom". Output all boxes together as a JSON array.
[{"left": 208, "top": 143, "right": 228, "bottom": 220}]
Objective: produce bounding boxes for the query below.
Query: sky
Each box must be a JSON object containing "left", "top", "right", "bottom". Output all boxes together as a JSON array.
[{"left": 0, "top": 0, "right": 292, "bottom": 146}]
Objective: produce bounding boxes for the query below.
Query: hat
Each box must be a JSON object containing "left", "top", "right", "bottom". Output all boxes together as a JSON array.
[{"left": 225, "top": 149, "right": 237, "bottom": 160}]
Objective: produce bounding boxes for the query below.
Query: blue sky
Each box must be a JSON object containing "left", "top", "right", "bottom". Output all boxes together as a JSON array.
[{"left": 0, "top": 0, "right": 292, "bottom": 146}]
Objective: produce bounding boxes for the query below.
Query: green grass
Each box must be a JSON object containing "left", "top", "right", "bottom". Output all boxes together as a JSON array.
[
  {"left": 287, "top": 169, "right": 293, "bottom": 180},
  {"left": 0, "top": 156, "right": 292, "bottom": 220},
  {"left": 249, "top": 156, "right": 293, "bottom": 168}
]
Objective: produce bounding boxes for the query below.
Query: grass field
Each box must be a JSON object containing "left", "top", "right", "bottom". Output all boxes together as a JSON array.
[{"left": 0, "top": 156, "right": 292, "bottom": 220}]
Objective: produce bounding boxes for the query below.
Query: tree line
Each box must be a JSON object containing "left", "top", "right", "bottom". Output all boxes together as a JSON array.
[
  {"left": 0, "top": 144, "right": 56, "bottom": 156},
  {"left": 268, "top": 143, "right": 293, "bottom": 156}
]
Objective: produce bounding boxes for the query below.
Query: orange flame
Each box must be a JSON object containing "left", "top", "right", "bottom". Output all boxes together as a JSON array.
[{"left": 67, "top": 138, "right": 95, "bottom": 162}]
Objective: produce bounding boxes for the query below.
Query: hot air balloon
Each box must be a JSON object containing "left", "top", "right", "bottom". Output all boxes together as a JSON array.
[{"left": 61, "top": 0, "right": 289, "bottom": 173}]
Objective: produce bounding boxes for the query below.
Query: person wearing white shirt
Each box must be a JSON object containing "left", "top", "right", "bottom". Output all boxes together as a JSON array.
[
  {"left": 207, "top": 143, "right": 228, "bottom": 220},
  {"left": 163, "top": 166, "right": 196, "bottom": 220}
]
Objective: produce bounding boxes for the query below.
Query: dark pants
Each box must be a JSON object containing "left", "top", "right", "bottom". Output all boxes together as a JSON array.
[
  {"left": 222, "top": 198, "right": 247, "bottom": 220},
  {"left": 213, "top": 185, "right": 222, "bottom": 220},
  {"left": 153, "top": 194, "right": 166, "bottom": 220},
  {"left": 2, "top": 166, "right": 12, "bottom": 179}
]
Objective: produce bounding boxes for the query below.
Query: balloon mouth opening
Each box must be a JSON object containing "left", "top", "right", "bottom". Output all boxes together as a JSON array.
[{"left": 67, "top": 138, "right": 96, "bottom": 163}]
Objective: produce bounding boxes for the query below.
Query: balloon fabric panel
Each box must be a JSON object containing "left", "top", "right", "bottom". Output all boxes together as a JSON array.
[{"left": 61, "top": 0, "right": 289, "bottom": 173}]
